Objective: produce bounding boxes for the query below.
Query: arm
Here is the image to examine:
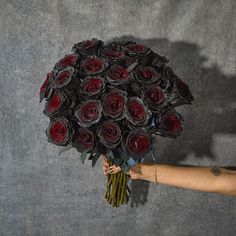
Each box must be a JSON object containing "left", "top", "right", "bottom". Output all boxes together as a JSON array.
[{"left": 129, "top": 163, "right": 236, "bottom": 197}]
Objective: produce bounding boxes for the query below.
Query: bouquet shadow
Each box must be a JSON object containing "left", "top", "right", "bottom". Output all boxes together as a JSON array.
[{"left": 109, "top": 35, "right": 236, "bottom": 208}]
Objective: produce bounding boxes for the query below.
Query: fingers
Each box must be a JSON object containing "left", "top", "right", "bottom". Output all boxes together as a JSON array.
[
  {"left": 108, "top": 165, "right": 121, "bottom": 174},
  {"left": 101, "top": 155, "right": 109, "bottom": 168},
  {"left": 101, "top": 158, "right": 122, "bottom": 175},
  {"left": 100, "top": 154, "right": 108, "bottom": 162},
  {"left": 102, "top": 165, "right": 109, "bottom": 175}
]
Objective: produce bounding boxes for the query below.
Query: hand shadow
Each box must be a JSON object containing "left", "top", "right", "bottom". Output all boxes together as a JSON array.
[{"left": 108, "top": 35, "right": 236, "bottom": 208}]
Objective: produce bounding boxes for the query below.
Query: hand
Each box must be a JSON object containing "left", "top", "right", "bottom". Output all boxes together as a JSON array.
[
  {"left": 129, "top": 163, "right": 142, "bottom": 179},
  {"left": 100, "top": 154, "right": 122, "bottom": 175}
]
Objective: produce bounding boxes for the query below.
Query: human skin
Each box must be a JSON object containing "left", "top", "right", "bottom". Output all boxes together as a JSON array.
[{"left": 100, "top": 155, "right": 236, "bottom": 197}]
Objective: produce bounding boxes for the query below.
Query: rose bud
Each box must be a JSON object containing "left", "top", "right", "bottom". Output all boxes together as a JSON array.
[
  {"left": 55, "top": 53, "right": 79, "bottom": 70},
  {"left": 46, "top": 117, "right": 74, "bottom": 146},
  {"left": 134, "top": 66, "right": 160, "bottom": 84},
  {"left": 158, "top": 66, "right": 177, "bottom": 91},
  {"left": 73, "top": 127, "right": 96, "bottom": 152},
  {"left": 97, "top": 120, "right": 122, "bottom": 148},
  {"left": 168, "top": 77, "right": 194, "bottom": 107},
  {"left": 105, "top": 65, "right": 130, "bottom": 86},
  {"left": 144, "top": 84, "right": 169, "bottom": 112},
  {"left": 71, "top": 38, "right": 104, "bottom": 56},
  {"left": 43, "top": 91, "right": 70, "bottom": 118},
  {"left": 105, "top": 41, "right": 125, "bottom": 51},
  {"left": 102, "top": 89, "right": 127, "bottom": 120},
  {"left": 80, "top": 57, "right": 106, "bottom": 75},
  {"left": 123, "top": 42, "right": 151, "bottom": 57},
  {"left": 125, "top": 128, "right": 152, "bottom": 160},
  {"left": 39, "top": 71, "right": 54, "bottom": 103},
  {"left": 101, "top": 49, "right": 125, "bottom": 61},
  {"left": 126, "top": 97, "right": 151, "bottom": 126},
  {"left": 80, "top": 76, "right": 106, "bottom": 97},
  {"left": 51, "top": 67, "right": 75, "bottom": 89},
  {"left": 74, "top": 100, "right": 102, "bottom": 128},
  {"left": 160, "top": 110, "right": 184, "bottom": 137},
  {"left": 151, "top": 53, "right": 169, "bottom": 68}
]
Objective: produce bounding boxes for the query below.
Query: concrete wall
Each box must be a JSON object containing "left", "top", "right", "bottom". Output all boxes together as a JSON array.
[{"left": 0, "top": 0, "right": 235, "bottom": 235}]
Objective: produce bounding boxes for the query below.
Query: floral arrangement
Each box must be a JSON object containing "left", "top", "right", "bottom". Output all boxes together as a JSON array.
[{"left": 39, "top": 38, "right": 194, "bottom": 207}]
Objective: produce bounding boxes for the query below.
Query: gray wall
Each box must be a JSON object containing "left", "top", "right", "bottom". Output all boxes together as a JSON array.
[{"left": 0, "top": 0, "right": 236, "bottom": 235}]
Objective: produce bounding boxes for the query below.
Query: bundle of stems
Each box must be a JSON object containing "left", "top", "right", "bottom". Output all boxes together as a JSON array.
[{"left": 105, "top": 160, "right": 130, "bottom": 207}]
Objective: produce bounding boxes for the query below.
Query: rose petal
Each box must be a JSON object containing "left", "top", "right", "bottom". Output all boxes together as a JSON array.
[
  {"left": 73, "top": 128, "right": 95, "bottom": 152},
  {"left": 162, "top": 112, "right": 183, "bottom": 133},
  {"left": 45, "top": 91, "right": 62, "bottom": 116},
  {"left": 81, "top": 57, "right": 105, "bottom": 74},
  {"left": 53, "top": 67, "right": 74, "bottom": 89},
  {"left": 81, "top": 76, "right": 105, "bottom": 96},
  {"left": 56, "top": 54, "right": 78, "bottom": 69},
  {"left": 75, "top": 100, "right": 102, "bottom": 127},
  {"left": 39, "top": 71, "right": 53, "bottom": 102},
  {"left": 102, "top": 90, "right": 126, "bottom": 118},
  {"left": 126, "top": 129, "right": 151, "bottom": 159},
  {"left": 106, "top": 65, "right": 130, "bottom": 85},
  {"left": 46, "top": 118, "right": 73, "bottom": 146},
  {"left": 98, "top": 121, "right": 122, "bottom": 148}
]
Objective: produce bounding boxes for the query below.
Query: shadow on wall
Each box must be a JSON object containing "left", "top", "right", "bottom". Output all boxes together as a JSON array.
[{"left": 108, "top": 35, "right": 236, "bottom": 208}]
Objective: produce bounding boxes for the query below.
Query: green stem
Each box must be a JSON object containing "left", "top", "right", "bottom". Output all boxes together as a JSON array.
[{"left": 104, "top": 159, "right": 130, "bottom": 207}]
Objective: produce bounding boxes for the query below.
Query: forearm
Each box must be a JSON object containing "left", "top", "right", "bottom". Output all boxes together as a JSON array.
[{"left": 131, "top": 164, "right": 236, "bottom": 196}]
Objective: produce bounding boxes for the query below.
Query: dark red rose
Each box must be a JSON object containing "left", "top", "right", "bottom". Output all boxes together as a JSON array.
[
  {"left": 43, "top": 91, "right": 69, "bottom": 117},
  {"left": 46, "top": 117, "right": 73, "bottom": 146},
  {"left": 102, "top": 49, "right": 125, "bottom": 61},
  {"left": 124, "top": 43, "right": 151, "bottom": 56},
  {"left": 151, "top": 53, "right": 169, "bottom": 68},
  {"left": 39, "top": 71, "right": 53, "bottom": 102},
  {"left": 102, "top": 89, "right": 126, "bottom": 119},
  {"left": 106, "top": 65, "right": 130, "bottom": 85},
  {"left": 55, "top": 53, "right": 78, "bottom": 69},
  {"left": 162, "top": 111, "right": 183, "bottom": 134},
  {"left": 81, "top": 57, "right": 106, "bottom": 75},
  {"left": 80, "top": 76, "right": 105, "bottom": 96},
  {"left": 97, "top": 120, "right": 122, "bottom": 148},
  {"left": 74, "top": 100, "right": 102, "bottom": 127},
  {"left": 73, "top": 127, "right": 95, "bottom": 152},
  {"left": 78, "top": 39, "right": 97, "bottom": 49},
  {"left": 126, "top": 97, "right": 151, "bottom": 126},
  {"left": 52, "top": 67, "right": 74, "bottom": 89},
  {"left": 71, "top": 38, "right": 103, "bottom": 55},
  {"left": 134, "top": 66, "right": 159, "bottom": 84},
  {"left": 126, "top": 128, "right": 151, "bottom": 159},
  {"left": 145, "top": 84, "right": 168, "bottom": 112}
]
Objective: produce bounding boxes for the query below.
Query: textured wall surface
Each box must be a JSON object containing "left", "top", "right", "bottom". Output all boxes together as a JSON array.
[{"left": 0, "top": 0, "right": 236, "bottom": 235}]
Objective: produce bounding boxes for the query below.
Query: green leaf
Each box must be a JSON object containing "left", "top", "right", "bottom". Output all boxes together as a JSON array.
[
  {"left": 58, "top": 144, "right": 73, "bottom": 157},
  {"left": 151, "top": 146, "right": 158, "bottom": 163},
  {"left": 108, "top": 150, "right": 115, "bottom": 160},
  {"left": 92, "top": 152, "right": 100, "bottom": 167},
  {"left": 81, "top": 151, "right": 87, "bottom": 164}
]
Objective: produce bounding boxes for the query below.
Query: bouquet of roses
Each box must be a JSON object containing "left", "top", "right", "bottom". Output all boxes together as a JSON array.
[{"left": 39, "top": 38, "right": 194, "bottom": 207}]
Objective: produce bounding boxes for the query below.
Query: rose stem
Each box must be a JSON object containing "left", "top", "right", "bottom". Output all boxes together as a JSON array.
[
  {"left": 112, "top": 174, "right": 117, "bottom": 207},
  {"left": 106, "top": 160, "right": 113, "bottom": 204},
  {"left": 124, "top": 174, "right": 128, "bottom": 204},
  {"left": 118, "top": 171, "right": 123, "bottom": 207},
  {"left": 120, "top": 172, "right": 126, "bottom": 205},
  {"left": 105, "top": 174, "right": 110, "bottom": 199},
  {"left": 105, "top": 173, "right": 112, "bottom": 200},
  {"left": 112, "top": 173, "right": 119, "bottom": 207},
  {"left": 119, "top": 171, "right": 124, "bottom": 205},
  {"left": 117, "top": 172, "right": 123, "bottom": 207},
  {"left": 115, "top": 172, "right": 120, "bottom": 207},
  {"left": 118, "top": 172, "right": 124, "bottom": 206},
  {"left": 109, "top": 173, "right": 116, "bottom": 205}
]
